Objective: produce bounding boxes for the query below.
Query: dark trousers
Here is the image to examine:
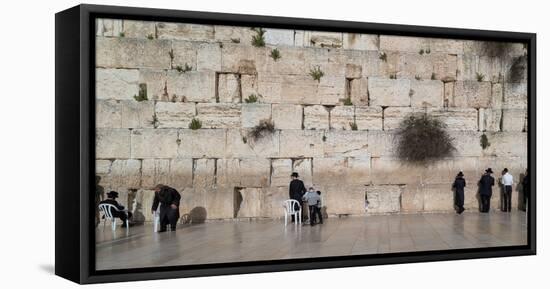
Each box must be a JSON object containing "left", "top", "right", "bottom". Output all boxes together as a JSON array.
[
  {"left": 309, "top": 205, "right": 323, "bottom": 225},
  {"left": 502, "top": 185, "right": 512, "bottom": 212},
  {"left": 455, "top": 191, "right": 465, "bottom": 213},
  {"left": 481, "top": 195, "right": 491, "bottom": 213},
  {"left": 159, "top": 207, "right": 179, "bottom": 230},
  {"left": 112, "top": 211, "right": 132, "bottom": 226}
]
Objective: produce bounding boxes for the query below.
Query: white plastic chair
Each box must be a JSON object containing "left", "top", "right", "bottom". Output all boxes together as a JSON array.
[
  {"left": 153, "top": 209, "right": 160, "bottom": 232},
  {"left": 283, "top": 199, "right": 302, "bottom": 226},
  {"left": 98, "top": 203, "right": 129, "bottom": 231}
]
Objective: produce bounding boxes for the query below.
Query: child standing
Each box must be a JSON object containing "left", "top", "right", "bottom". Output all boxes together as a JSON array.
[{"left": 303, "top": 187, "right": 321, "bottom": 226}]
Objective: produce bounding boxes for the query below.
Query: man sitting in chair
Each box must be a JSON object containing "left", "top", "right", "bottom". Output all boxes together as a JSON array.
[{"left": 99, "top": 191, "right": 133, "bottom": 227}]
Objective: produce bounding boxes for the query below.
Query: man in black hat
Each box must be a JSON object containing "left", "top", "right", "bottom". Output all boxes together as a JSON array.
[
  {"left": 478, "top": 168, "right": 495, "bottom": 213},
  {"left": 289, "top": 172, "right": 306, "bottom": 223},
  {"left": 151, "top": 184, "right": 181, "bottom": 232},
  {"left": 452, "top": 171, "right": 466, "bottom": 214},
  {"left": 99, "top": 191, "right": 133, "bottom": 227}
]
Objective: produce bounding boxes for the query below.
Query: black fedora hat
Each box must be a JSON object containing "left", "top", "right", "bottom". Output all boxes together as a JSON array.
[
  {"left": 485, "top": 168, "right": 494, "bottom": 174},
  {"left": 291, "top": 172, "right": 299, "bottom": 178},
  {"left": 457, "top": 171, "right": 464, "bottom": 177},
  {"left": 107, "top": 191, "right": 119, "bottom": 198}
]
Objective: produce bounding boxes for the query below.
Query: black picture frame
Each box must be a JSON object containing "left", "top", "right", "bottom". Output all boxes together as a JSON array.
[{"left": 55, "top": 4, "right": 536, "bottom": 284}]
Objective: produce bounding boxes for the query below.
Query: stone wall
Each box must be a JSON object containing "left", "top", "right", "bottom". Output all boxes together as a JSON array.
[{"left": 95, "top": 18, "right": 528, "bottom": 221}]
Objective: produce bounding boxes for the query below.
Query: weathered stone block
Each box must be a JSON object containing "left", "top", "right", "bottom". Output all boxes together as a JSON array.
[
  {"left": 420, "top": 157, "right": 479, "bottom": 185},
  {"left": 343, "top": 33, "right": 378, "bottom": 51},
  {"left": 349, "top": 78, "right": 369, "bottom": 106},
  {"left": 272, "top": 104, "right": 303, "bottom": 129},
  {"left": 169, "top": 158, "right": 193, "bottom": 189},
  {"left": 323, "top": 184, "right": 366, "bottom": 215},
  {"left": 138, "top": 69, "right": 168, "bottom": 101},
  {"left": 121, "top": 100, "right": 155, "bottom": 129},
  {"left": 235, "top": 187, "right": 263, "bottom": 218},
  {"left": 213, "top": 26, "right": 256, "bottom": 43},
  {"left": 156, "top": 22, "right": 214, "bottom": 41},
  {"left": 293, "top": 158, "right": 313, "bottom": 186},
  {"left": 279, "top": 130, "right": 324, "bottom": 158},
  {"left": 452, "top": 81, "right": 492, "bottom": 108},
  {"left": 155, "top": 102, "right": 196, "bottom": 128},
  {"left": 193, "top": 158, "right": 216, "bottom": 188},
  {"left": 345, "top": 64, "right": 362, "bottom": 79},
  {"left": 217, "top": 73, "right": 241, "bottom": 103},
  {"left": 503, "top": 83, "right": 527, "bottom": 109},
  {"left": 464, "top": 41, "right": 526, "bottom": 58},
  {"left": 449, "top": 131, "right": 483, "bottom": 157},
  {"left": 422, "top": 184, "right": 454, "bottom": 211},
  {"left": 225, "top": 129, "right": 279, "bottom": 158},
  {"left": 221, "top": 44, "right": 267, "bottom": 73},
  {"left": 382, "top": 107, "right": 422, "bottom": 130},
  {"left": 431, "top": 108, "right": 478, "bottom": 131},
  {"left": 432, "top": 54, "right": 458, "bottom": 81},
  {"left": 241, "top": 104, "right": 272, "bottom": 128},
  {"left": 96, "top": 160, "right": 112, "bottom": 175},
  {"left": 122, "top": 20, "right": 156, "bottom": 38},
  {"left": 141, "top": 159, "right": 170, "bottom": 189},
  {"left": 206, "top": 186, "right": 235, "bottom": 219},
  {"left": 166, "top": 71, "right": 216, "bottom": 102},
  {"left": 355, "top": 106, "right": 383, "bottom": 130},
  {"left": 366, "top": 131, "right": 396, "bottom": 157},
  {"left": 479, "top": 108, "right": 502, "bottom": 132},
  {"left": 502, "top": 109, "right": 527, "bottom": 132},
  {"left": 271, "top": 159, "right": 292, "bottom": 187},
  {"left": 304, "top": 31, "right": 343, "bottom": 48},
  {"left": 483, "top": 132, "right": 527, "bottom": 157},
  {"left": 304, "top": 105, "right": 330, "bottom": 130},
  {"left": 264, "top": 28, "right": 295, "bottom": 46},
  {"left": 216, "top": 159, "right": 241, "bottom": 186},
  {"left": 239, "top": 158, "right": 271, "bottom": 187},
  {"left": 196, "top": 42, "right": 222, "bottom": 71},
  {"left": 196, "top": 103, "right": 241, "bottom": 128},
  {"left": 96, "top": 37, "right": 172, "bottom": 69},
  {"left": 366, "top": 185, "right": 403, "bottom": 214},
  {"left": 397, "top": 53, "right": 433, "bottom": 80},
  {"left": 368, "top": 78, "right": 411, "bottom": 107},
  {"left": 379, "top": 35, "right": 427, "bottom": 53},
  {"left": 178, "top": 129, "right": 226, "bottom": 158},
  {"left": 171, "top": 41, "right": 198, "bottom": 71},
  {"left": 491, "top": 83, "right": 504, "bottom": 109},
  {"left": 96, "top": 19, "right": 122, "bottom": 37},
  {"left": 96, "top": 128, "right": 131, "bottom": 159},
  {"left": 330, "top": 106, "right": 355, "bottom": 130},
  {"left": 313, "top": 157, "right": 370, "bottom": 185},
  {"left": 370, "top": 157, "right": 423, "bottom": 185},
  {"left": 410, "top": 80, "right": 444, "bottom": 108},
  {"left": 241, "top": 74, "right": 259, "bottom": 100},
  {"left": 131, "top": 129, "right": 178, "bottom": 158},
  {"left": 96, "top": 68, "right": 139, "bottom": 100},
  {"left": 109, "top": 159, "right": 142, "bottom": 188},
  {"left": 96, "top": 100, "right": 122, "bottom": 128},
  {"left": 262, "top": 187, "right": 288, "bottom": 218},
  {"left": 429, "top": 38, "right": 464, "bottom": 55}
]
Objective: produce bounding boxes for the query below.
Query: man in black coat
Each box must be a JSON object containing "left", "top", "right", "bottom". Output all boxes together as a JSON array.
[
  {"left": 478, "top": 168, "right": 495, "bottom": 213},
  {"left": 99, "top": 191, "right": 133, "bottom": 227},
  {"left": 522, "top": 169, "right": 529, "bottom": 211},
  {"left": 452, "top": 171, "right": 466, "bottom": 214},
  {"left": 289, "top": 172, "right": 306, "bottom": 222},
  {"left": 151, "top": 184, "right": 181, "bottom": 232}
]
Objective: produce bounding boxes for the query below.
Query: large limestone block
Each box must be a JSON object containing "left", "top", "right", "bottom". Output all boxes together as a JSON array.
[
  {"left": 96, "top": 19, "right": 122, "bottom": 37},
  {"left": 502, "top": 109, "right": 527, "bottom": 132},
  {"left": 355, "top": 106, "right": 383, "bottom": 130},
  {"left": 156, "top": 22, "right": 214, "bottom": 41},
  {"left": 216, "top": 159, "right": 241, "bottom": 186},
  {"left": 421, "top": 184, "right": 454, "bottom": 211},
  {"left": 479, "top": 108, "right": 502, "bottom": 132},
  {"left": 121, "top": 100, "right": 155, "bottom": 129},
  {"left": 96, "top": 159, "right": 112, "bottom": 175},
  {"left": 370, "top": 157, "right": 423, "bottom": 185},
  {"left": 432, "top": 54, "right": 458, "bottom": 81},
  {"left": 178, "top": 129, "right": 226, "bottom": 158},
  {"left": 449, "top": 131, "right": 483, "bottom": 157},
  {"left": 178, "top": 187, "right": 206, "bottom": 221},
  {"left": 304, "top": 105, "right": 330, "bottom": 130},
  {"left": 345, "top": 64, "right": 362, "bottom": 79},
  {"left": 166, "top": 71, "right": 216, "bottom": 103},
  {"left": 368, "top": 78, "right": 411, "bottom": 107},
  {"left": 343, "top": 33, "right": 379, "bottom": 51},
  {"left": 264, "top": 47, "right": 306, "bottom": 75},
  {"left": 279, "top": 130, "right": 324, "bottom": 158},
  {"left": 107, "top": 159, "right": 142, "bottom": 189},
  {"left": 323, "top": 131, "right": 369, "bottom": 158},
  {"left": 131, "top": 129, "right": 178, "bottom": 158},
  {"left": 96, "top": 100, "right": 122, "bottom": 128},
  {"left": 366, "top": 185, "right": 403, "bottom": 214},
  {"left": 257, "top": 74, "right": 343, "bottom": 104},
  {"left": 382, "top": 107, "right": 423, "bottom": 130},
  {"left": 96, "top": 37, "right": 172, "bottom": 69},
  {"left": 349, "top": 78, "right": 369, "bottom": 106},
  {"left": 292, "top": 158, "right": 313, "bottom": 186},
  {"left": 491, "top": 83, "right": 504, "bottom": 109},
  {"left": 264, "top": 28, "right": 295, "bottom": 46},
  {"left": 217, "top": 73, "right": 241, "bottom": 103},
  {"left": 346, "top": 157, "right": 372, "bottom": 185},
  {"left": 410, "top": 80, "right": 444, "bottom": 108},
  {"left": 503, "top": 55, "right": 528, "bottom": 83},
  {"left": 129, "top": 189, "right": 156, "bottom": 222},
  {"left": 464, "top": 41, "right": 526, "bottom": 58},
  {"left": 241, "top": 104, "right": 272, "bottom": 128},
  {"left": 429, "top": 38, "right": 465, "bottom": 55},
  {"left": 196, "top": 42, "right": 222, "bottom": 71},
  {"left": 396, "top": 53, "right": 433, "bottom": 80},
  {"left": 221, "top": 43, "right": 267, "bottom": 74},
  {"left": 138, "top": 69, "right": 168, "bottom": 101},
  {"left": 420, "top": 157, "right": 479, "bottom": 185},
  {"left": 193, "top": 158, "right": 217, "bottom": 188},
  {"left": 400, "top": 184, "right": 424, "bottom": 212},
  {"left": 313, "top": 157, "right": 370, "bottom": 185},
  {"left": 169, "top": 158, "right": 194, "bottom": 189},
  {"left": 205, "top": 186, "right": 234, "bottom": 219},
  {"left": 213, "top": 25, "right": 256, "bottom": 43},
  {"left": 122, "top": 20, "right": 156, "bottom": 38},
  {"left": 235, "top": 187, "right": 264, "bottom": 218},
  {"left": 329, "top": 106, "right": 354, "bottom": 130},
  {"left": 241, "top": 75, "right": 259, "bottom": 100},
  {"left": 366, "top": 131, "right": 397, "bottom": 157},
  {"left": 304, "top": 31, "right": 343, "bottom": 48},
  {"left": 141, "top": 159, "right": 170, "bottom": 189},
  {"left": 225, "top": 129, "right": 279, "bottom": 158},
  {"left": 323, "top": 184, "right": 366, "bottom": 216},
  {"left": 262, "top": 187, "right": 289, "bottom": 218},
  {"left": 239, "top": 158, "right": 271, "bottom": 187},
  {"left": 379, "top": 35, "right": 427, "bottom": 53},
  {"left": 96, "top": 128, "right": 131, "bottom": 159},
  {"left": 452, "top": 81, "right": 492, "bottom": 108},
  {"left": 155, "top": 102, "right": 196, "bottom": 128},
  {"left": 503, "top": 83, "right": 527, "bottom": 109},
  {"left": 196, "top": 103, "right": 241, "bottom": 128},
  {"left": 170, "top": 41, "right": 198, "bottom": 71},
  {"left": 303, "top": 48, "right": 346, "bottom": 76},
  {"left": 483, "top": 132, "right": 527, "bottom": 157},
  {"left": 477, "top": 56, "right": 504, "bottom": 82},
  {"left": 431, "top": 108, "right": 479, "bottom": 131},
  {"left": 96, "top": 68, "right": 139, "bottom": 100},
  {"left": 272, "top": 104, "right": 303, "bottom": 129},
  {"left": 271, "top": 159, "right": 293, "bottom": 187}
]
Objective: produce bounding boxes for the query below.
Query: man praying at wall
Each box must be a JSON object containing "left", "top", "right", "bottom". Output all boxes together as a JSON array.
[
  {"left": 289, "top": 172, "right": 306, "bottom": 223},
  {"left": 152, "top": 184, "right": 181, "bottom": 232},
  {"left": 501, "top": 168, "right": 514, "bottom": 212},
  {"left": 479, "top": 168, "right": 495, "bottom": 213}
]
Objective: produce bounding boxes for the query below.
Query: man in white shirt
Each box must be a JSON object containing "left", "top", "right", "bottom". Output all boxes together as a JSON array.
[{"left": 501, "top": 168, "right": 514, "bottom": 212}]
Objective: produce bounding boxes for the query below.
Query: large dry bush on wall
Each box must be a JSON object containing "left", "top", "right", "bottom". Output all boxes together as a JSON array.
[{"left": 395, "top": 113, "right": 455, "bottom": 164}]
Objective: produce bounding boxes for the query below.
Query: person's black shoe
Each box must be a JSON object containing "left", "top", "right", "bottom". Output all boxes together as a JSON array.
[
  {"left": 170, "top": 227, "right": 176, "bottom": 231},
  {"left": 158, "top": 229, "right": 167, "bottom": 233}
]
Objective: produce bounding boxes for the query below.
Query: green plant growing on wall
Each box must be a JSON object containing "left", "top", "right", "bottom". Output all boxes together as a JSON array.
[
  {"left": 147, "top": 33, "right": 155, "bottom": 40},
  {"left": 415, "top": 75, "right": 421, "bottom": 80},
  {"left": 189, "top": 118, "right": 202, "bottom": 130},
  {"left": 389, "top": 74, "right": 397, "bottom": 79},
  {"left": 425, "top": 48, "right": 431, "bottom": 54},
  {"left": 349, "top": 122, "right": 358, "bottom": 131},
  {"left": 149, "top": 114, "right": 159, "bottom": 128},
  {"left": 476, "top": 72, "right": 485, "bottom": 82},
  {"left": 230, "top": 38, "right": 240, "bottom": 43},
  {"left": 242, "top": 136, "right": 248, "bottom": 144},
  {"left": 133, "top": 83, "right": 148, "bottom": 102},
  {"left": 395, "top": 113, "right": 455, "bottom": 163},
  {"left": 168, "top": 49, "right": 174, "bottom": 61},
  {"left": 480, "top": 133, "right": 491, "bottom": 150},
  {"left": 322, "top": 135, "right": 327, "bottom": 142},
  {"left": 248, "top": 119, "right": 275, "bottom": 141},
  {"left": 379, "top": 52, "right": 387, "bottom": 62},
  {"left": 431, "top": 72, "right": 437, "bottom": 80},
  {"left": 270, "top": 48, "right": 281, "bottom": 61},
  {"left": 176, "top": 63, "right": 192, "bottom": 73},
  {"left": 343, "top": 97, "right": 353, "bottom": 106},
  {"left": 251, "top": 27, "right": 266, "bottom": 47},
  {"left": 419, "top": 49, "right": 425, "bottom": 55},
  {"left": 245, "top": 94, "right": 262, "bottom": 103},
  {"left": 119, "top": 32, "right": 125, "bottom": 37},
  {"left": 409, "top": 89, "right": 415, "bottom": 97},
  {"left": 309, "top": 66, "right": 324, "bottom": 82}
]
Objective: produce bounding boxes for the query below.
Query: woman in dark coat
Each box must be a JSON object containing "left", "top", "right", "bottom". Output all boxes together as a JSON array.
[{"left": 452, "top": 171, "right": 466, "bottom": 214}]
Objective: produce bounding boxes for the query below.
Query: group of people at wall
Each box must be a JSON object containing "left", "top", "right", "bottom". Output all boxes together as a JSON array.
[
  {"left": 288, "top": 172, "right": 323, "bottom": 226},
  {"left": 452, "top": 168, "right": 530, "bottom": 214}
]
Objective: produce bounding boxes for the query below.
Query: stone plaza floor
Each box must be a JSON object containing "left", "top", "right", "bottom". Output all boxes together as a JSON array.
[{"left": 96, "top": 211, "right": 528, "bottom": 270}]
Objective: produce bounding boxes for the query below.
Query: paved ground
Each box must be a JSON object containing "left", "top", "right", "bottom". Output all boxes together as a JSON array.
[{"left": 96, "top": 211, "right": 527, "bottom": 270}]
